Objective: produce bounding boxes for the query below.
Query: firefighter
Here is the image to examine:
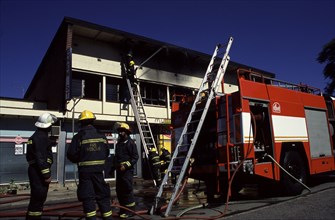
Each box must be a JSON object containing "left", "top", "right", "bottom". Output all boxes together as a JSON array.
[
  {"left": 67, "top": 110, "right": 112, "bottom": 220},
  {"left": 120, "top": 51, "right": 137, "bottom": 109},
  {"left": 160, "top": 147, "right": 171, "bottom": 179},
  {"left": 26, "top": 112, "right": 57, "bottom": 220},
  {"left": 124, "top": 51, "right": 137, "bottom": 87},
  {"left": 113, "top": 122, "right": 139, "bottom": 218},
  {"left": 148, "top": 147, "right": 162, "bottom": 186}
]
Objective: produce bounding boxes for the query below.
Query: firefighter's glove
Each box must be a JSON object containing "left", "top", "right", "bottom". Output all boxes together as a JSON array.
[
  {"left": 44, "top": 176, "right": 52, "bottom": 185},
  {"left": 119, "top": 164, "right": 126, "bottom": 171}
]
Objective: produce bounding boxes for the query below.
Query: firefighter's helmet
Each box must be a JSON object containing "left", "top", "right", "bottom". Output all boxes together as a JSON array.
[
  {"left": 116, "top": 122, "right": 131, "bottom": 134},
  {"left": 150, "top": 148, "right": 157, "bottom": 152},
  {"left": 35, "top": 113, "right": 57, "bottom": 128},
  {"left": 79, "top": 110, "right": 96, "bottom": 121}
]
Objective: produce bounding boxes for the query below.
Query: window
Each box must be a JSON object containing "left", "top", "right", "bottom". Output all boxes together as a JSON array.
[
  {"left": 72, "top": 72, "right": 102, "bottom": 100},
  {"left": 140, "top": 82, "right": 167, "bottom": 106},
  {"left": 169, "top": 86, "right": 194, "bottom": 103},
  {"left": 106, "top": 77, "right": 123, "bottom": 102}
]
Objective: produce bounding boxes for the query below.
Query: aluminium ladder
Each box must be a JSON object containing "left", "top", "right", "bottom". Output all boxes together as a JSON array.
[
  {"left": 124, "top": 77, "right": 159, "bottom": 186},
  {"left": 150, "top": 37, "right": 233, "bottom": 217}
]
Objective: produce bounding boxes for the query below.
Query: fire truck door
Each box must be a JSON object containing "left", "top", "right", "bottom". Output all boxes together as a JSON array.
[{"left": 305, "top": 109, "right": 333, "bottom": 158}]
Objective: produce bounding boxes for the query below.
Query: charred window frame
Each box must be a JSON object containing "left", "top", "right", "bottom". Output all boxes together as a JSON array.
[
  {"left": 169, "top": 86, "right": 194, "bottom": 103},
  {"left": 72, "top": 71, "right": 102, "bottom": 100},
  {"left": 140, "top": 82, "right": 166, "bottom": 106}
]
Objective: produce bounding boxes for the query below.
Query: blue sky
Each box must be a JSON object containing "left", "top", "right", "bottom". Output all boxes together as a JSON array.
[{"left": 0, "top": 0, "right": 334, "bottom": 98}]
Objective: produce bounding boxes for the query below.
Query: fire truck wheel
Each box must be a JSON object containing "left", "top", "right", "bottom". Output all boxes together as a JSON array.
[{"left": 280, "top": 151, "right": 307, "bottom": 196}]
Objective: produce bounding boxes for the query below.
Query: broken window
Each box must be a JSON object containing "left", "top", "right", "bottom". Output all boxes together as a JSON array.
[
  {"left": 72, "top": 71, "right": 102, "bottom": 100},
  {"left": 140, "top": 82, "right": 166, "bottom": 106}
]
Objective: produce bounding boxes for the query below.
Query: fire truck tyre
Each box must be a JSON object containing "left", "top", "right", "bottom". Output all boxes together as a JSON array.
[{"left": 280, "top": 151, "right": 307, "bottom": 196}]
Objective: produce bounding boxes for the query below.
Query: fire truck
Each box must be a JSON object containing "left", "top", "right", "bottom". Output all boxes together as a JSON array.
[{"left": 171, "top": 68, "right": 335, "bottom": 201}]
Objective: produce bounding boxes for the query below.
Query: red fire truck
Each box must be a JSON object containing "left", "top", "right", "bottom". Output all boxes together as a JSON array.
[{"left": 171, "top": 68, "right": 335, "bottom": 201}]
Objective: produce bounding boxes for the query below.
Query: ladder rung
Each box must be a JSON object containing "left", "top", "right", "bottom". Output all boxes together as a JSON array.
[
  {"left": 177, "top": 145, "right": 189, "bottom": 153},
  {"left": 188, "top": 120, "right": 200, "bottom": 125},
  {"left": 170, "top": 169, "right": 181, "bottom": 174},
  {"left": 183, "top": 131, "right": 195, "bottom": 136},
  {"left": 192, "top": 109, "right": 204, "bottom": 114}
]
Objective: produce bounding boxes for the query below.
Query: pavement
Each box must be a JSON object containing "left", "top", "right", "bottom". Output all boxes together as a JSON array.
[
  {"left": 1, "top": 174, "right": 335, "bottom": 219},
  {"left": 0, "top": 177, "right": 212, "bottom": 219}
]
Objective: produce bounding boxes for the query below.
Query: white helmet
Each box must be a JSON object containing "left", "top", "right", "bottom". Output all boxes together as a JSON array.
[{"left": 35, "top": 113, "right": 57, "bottom": 128}]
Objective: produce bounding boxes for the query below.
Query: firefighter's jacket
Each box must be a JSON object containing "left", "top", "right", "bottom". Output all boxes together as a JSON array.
[
  {"left": 160, "top": 149, "right": 171, "bottom": 166},
  {"left": 113, "top": 137, "right": 139, "bottom": 171},
  {"left": 26, "top": 129, "right": 53, "bottom": 179},
  {"left": 149, "top": 151, "right": 161, "bottom": 168},
  {"left": 67, "top": 125, "right": 109, "bottom": 172}
]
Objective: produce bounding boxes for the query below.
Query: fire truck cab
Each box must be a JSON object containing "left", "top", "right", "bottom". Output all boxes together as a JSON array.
[{"left": 171, "top": 68, "right": 335, "bottom": 200}]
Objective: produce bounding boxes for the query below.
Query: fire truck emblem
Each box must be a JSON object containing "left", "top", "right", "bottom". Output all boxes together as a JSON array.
[{"left": 272, "top": 102, "right": 281, "bottom": 113}]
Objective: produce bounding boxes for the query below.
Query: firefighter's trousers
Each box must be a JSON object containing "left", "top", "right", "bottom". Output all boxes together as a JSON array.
[
  {"left": 77, "top": 172, "right": 112, "bottom": 220},
  {"left": 152, "top": 164, "right": 161, "bottom": 184},
  {"left": 26, "top": 165, "right": 49, "bottom": 220},
  {"left": 116, "top": 169, "right": 135, "bottom": 214}
]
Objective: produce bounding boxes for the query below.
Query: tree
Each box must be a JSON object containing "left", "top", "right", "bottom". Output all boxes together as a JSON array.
[{"left": 317, "top": 38, "right": 335, "bottom": 95}]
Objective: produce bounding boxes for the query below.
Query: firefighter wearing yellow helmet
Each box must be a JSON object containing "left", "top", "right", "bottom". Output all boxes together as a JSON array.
[
  {"left": 113, "top": 122, "right": 139, "bottom": 218},
  {"left": 149, "top": 147, "right": 162, "bottom": 186},
  {"left": 78, "top": 110, "right": 96, "bottom": 121},
  {"left": 116, "top": 122, "right": 132, "bottom": 134},
  {"left": 160, "top": 147, "right": 171, "bottom": 179},
  {"left": 125, "top": 51, "right": 136, "bottom": 84},
  {"left": 67, "top": 110, "right": 112, "bottom": 220},
  {"left": 120, "top": 51, "right": 138, "bottom": 110}
]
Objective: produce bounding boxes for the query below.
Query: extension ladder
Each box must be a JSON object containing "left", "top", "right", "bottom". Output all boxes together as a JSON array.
[
  {"left": 125, "top": 78, "right": 159, "bottom": 186},
  {"left": 150, "top": 37, "right": 233, "bottom": 217}
]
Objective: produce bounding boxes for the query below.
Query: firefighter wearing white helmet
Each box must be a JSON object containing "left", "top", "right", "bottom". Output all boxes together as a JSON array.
[
  {"left": 35, "top": 112, "right": 58, "bottom": 128},
  {"left": 67, "top": 110, "right": 112, "bottom": 220},
  {"left": 26, "top": 113, "right": 57, "bottom": 219},
  {"left": 113, "top": 122, "right": 139, "bottom": 218}
]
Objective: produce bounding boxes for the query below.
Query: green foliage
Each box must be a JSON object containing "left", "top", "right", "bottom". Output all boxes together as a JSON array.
[{"left": 317, "top": 38, "right": 335, "bottom": 95}]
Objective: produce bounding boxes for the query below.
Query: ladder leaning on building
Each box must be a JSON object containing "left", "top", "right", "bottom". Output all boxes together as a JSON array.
[{"left": 150, "top": 37, "right": 234, "bottom": 217}]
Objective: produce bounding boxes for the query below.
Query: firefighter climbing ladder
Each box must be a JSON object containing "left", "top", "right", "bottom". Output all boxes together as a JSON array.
[
  {"left": 125, "top": 78, "right": 159, "bottom": 186},
  {"left": 150, "top": 37, "right": 233, "bottom": 217}
]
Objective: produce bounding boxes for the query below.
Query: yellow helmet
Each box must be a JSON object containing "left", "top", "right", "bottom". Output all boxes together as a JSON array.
[
  {"left": 116, "top": 122, "right": 131, "bottom": 134},
  {"left": 79, "top": 110, "right": 96, "bottom": 121},
  {"left": 150, "top": 148, "right": 157, "bottom": 152}
]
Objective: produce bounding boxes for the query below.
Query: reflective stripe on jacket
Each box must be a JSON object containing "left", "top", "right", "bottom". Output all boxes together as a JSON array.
[
  {"left": 67, "top": 125, "right": 109, "bottom": 172},
  {"left": 26, "top": 129, "right": 53, "bottom": 179}
]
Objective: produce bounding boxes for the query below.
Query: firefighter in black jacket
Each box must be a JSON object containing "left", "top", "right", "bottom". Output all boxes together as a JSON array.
[
  {"left": 67, "top": 110, "right": 112, "bottom": 220},
  {"left": 124, "top": 51, "right": 137, "bottom": 87},
  {"left": 26, "top": 112, "right": 57, "bottom": 220},
  {"left": 120, "top": 51, "right": 137, "bottom": 109},
  {"left": 113, "top": 122, "right": 139, "bottom": 218},
  {"left": 149, "top": 147, "right": 161, "bottom": 186},
  {"left": 160, "top": 147, "right": 171, "bottom": 179}
]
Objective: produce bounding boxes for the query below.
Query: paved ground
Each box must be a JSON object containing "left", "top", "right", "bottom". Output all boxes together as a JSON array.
[{"left": 1, "top": 173, "right": 335, "bottom": 219}]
